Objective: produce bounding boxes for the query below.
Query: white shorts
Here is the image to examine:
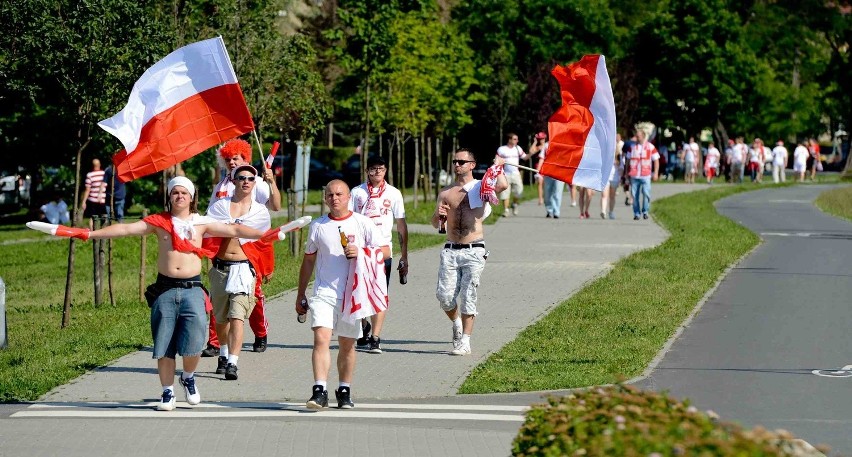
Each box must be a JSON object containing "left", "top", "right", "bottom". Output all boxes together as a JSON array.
[
  {"left": 794, "top": 161, "right": 806, "bottom": 173},
  {"left": 497, "top": 173, "right": 524, "bottom": 200},
  {"left": 308, "top": 294, "right": 362, "bottom": 339}
]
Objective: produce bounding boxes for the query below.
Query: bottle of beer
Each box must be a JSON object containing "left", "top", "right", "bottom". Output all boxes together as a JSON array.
[
  {"left": 438, "top": 215, "right": 447, "bottom": 234},
  {"left": 338, "top": 227, "right": 348, "bottom": 247},
  {"left": 297, "top": 298, "right": 309, "bottom": 323}
]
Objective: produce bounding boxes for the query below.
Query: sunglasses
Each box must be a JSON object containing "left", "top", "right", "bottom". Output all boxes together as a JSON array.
[
  {"left": 234, "top": 175, "right": 256, "bottom": 182},
  {"left": 452, "top": 160, "right": 475, "bottom": 166}
]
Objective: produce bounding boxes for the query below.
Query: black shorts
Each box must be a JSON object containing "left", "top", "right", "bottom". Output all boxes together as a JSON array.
[
  {"left": 806, "top": 156, "right": 815, "bottom": 171},
  {"left": 83, "top": 202, "right": 107, "bottom": 218}
]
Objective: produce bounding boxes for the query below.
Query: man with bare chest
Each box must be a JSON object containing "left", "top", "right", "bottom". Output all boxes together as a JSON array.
[
  {"left": 206, "top": 165, "right": 272, "bottom": 380},
  {"left": 431, "top": 149, "right": 507, "bottom": 355}
]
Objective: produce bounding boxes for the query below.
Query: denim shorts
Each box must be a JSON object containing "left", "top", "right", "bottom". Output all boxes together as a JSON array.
[{"left": 150, "top": 285, "right": 207, "bottom": 359}]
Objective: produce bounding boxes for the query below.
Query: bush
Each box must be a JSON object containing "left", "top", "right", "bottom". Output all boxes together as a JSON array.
[{"left": 513, "top": 384, "right": 826, "bottom": 456}]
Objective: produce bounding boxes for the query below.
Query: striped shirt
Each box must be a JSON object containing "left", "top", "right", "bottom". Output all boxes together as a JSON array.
[{"left": 85, "top": 170, "right": 106, "bottom": 204}]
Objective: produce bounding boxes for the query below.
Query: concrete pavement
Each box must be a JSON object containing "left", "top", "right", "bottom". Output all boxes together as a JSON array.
[{"left": 3, "top": 183, "right": 705, "bottom": 456}]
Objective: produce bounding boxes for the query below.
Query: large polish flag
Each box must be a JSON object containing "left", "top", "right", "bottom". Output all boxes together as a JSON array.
[
  {"left": 99, "top": 36, "right": 254, "bottom": 182},
  {"left": 540, "top": 55, "right": 616, "bottom": 192}
]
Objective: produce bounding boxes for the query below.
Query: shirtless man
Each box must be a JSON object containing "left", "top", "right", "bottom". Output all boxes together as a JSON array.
[
  {"left": 27, "top": 177, "right": 268, "bottom": 411},
  {"left": 431, "top": 149, "right": 508, "bottom": 356}
]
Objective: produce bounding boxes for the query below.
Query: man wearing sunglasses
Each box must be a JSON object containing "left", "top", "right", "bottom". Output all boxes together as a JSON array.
[
  {"left": 432, "top": 149, "right": 507, "bottom": 356},
  {"left": 349, "top": 155, "right": 408, "bottom": 354},
  {"left": 202, "top": 139, "right": 282, "bottom": 359},
  {"left": 205, "top": 165, "right": 273, "bottom": 380}
]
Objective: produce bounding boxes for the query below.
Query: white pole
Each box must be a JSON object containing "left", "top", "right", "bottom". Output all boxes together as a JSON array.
[{"left": 251, "top": 130, "right": 267, "bottom": 166}]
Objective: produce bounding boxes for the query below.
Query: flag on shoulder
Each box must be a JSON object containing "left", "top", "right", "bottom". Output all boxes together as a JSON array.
[
  {"left": 539, "top": 55, "right": 616, "bottom": 192},
  {"left": 99, "top": 36, "right": 254, "bottom": 182}
]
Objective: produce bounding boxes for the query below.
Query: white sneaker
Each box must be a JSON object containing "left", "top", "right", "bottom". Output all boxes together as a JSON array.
[
  {"left": 450, "top": 340, "right": 471, "bottom": 356},
  {"left": 571, "top": 201, "right": 577, "bottom": 207},
  {"left": 157, "top": 389, "right": 176, "bottom": 411},
  {"left": 179, "top": 375, "right": 201, "bottom": 405}
]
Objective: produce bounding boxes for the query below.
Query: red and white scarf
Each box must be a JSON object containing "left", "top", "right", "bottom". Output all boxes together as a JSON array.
[{"left": 340, "top": 246, "right": 388, "bottom": 324}]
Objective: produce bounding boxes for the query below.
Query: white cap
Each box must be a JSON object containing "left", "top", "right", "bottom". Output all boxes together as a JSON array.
[{"left": 167, "top": 176, "right": 195, "bottom": 198}]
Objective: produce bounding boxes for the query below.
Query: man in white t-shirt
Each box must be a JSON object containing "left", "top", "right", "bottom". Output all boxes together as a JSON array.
[
  {"left": 731, "top": 137, "right": 747, "bottom": 183},
  {"left": 296, "top": 180, "right": 389, "bottom": 410},
  {"left": 202, "top": 138, "right": 283, "bottom": 358},
  {"left": 793, "top": 141, "right": 810, "bottom": 182},
  {"left": 349, "top": 155, "right": 408, "bottom": 354},
  {"left": 771, "top": 140, "right": 788, "bottom": 183},
  {"left": 704, "top": 142, "right": 721, "bottom": 184},
  {"left": 495, "top": 132, "right": 531, "bottom": 216}
]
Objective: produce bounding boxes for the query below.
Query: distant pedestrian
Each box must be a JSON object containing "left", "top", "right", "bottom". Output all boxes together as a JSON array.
[
  {"left": 529, "top": 132, "right": 548, "bottom": 207},
  {"left": 535, "top": 133, "right": 564, "bottom": 219},
  {"left": 682, "top": 137, "right": 698, "bottom": 184},
  {"left": 601, "top": 149, "right": 621, "bottom": 219},
  {"left": 577, "top": 186, "right": 593, "bottom": 219},
  {"left": 103, "top": 164, "right": 126, "bottom": 222},
  {"left": 771, "top": 140, "right": 788, "bottom": 183},
  {"left": 808, "top": 138, "right": 821, "bottom": 180},
  {"left": 794, "top": 141, "right": 809, "bottom": 182},
  {"left": 80, "top": 158, "right": 106, "bottom": 227},
  {"left": 495, "top": 133, "right": 530, "bottom": 217},
  {"left": 704, "top": 142, "right": 721, "bottom": 184},
  {"left": 626, "top": 129, "right": 659, "bottom": 220},
  {"left": 296, "top": 180, "right": 389, "bottom": 410},
  {"left": 432, "top": 149, "right": 507, "bottom": 356},
  {"left": 731, "top": 137, "right": 747, "bottom": 184}
]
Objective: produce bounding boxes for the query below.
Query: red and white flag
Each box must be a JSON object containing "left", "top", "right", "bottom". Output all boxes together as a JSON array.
[
  {"left": 99, "top": 36, "right": 254, "bottom": 182},
  {"left": 265, "top": 141, "right": 280, "bottom": 169},
  {"left": 540, "top": 55, "right": 616, "bottom": 192},
  {"left": 341, "top": 247, "right": 388, "bottom": 324}
]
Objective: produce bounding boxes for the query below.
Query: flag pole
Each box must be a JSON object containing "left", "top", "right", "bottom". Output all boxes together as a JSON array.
[
  {"left": 513, "top": 163, "right": 539, "bottom": 173},
  {"left": 251, "top": 129, "right": 267, "bottom": 167}
]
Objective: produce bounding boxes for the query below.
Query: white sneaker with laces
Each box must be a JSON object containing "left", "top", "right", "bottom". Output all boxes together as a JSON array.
[
  {"left": 450, "top": 340, "right": 471, "bottom": 356},
  {"left": 157, "top": 389, "right": 176, "bottom": 411},
  {"left": 180, "top": 375, "right": 201, "bottom": 405}
]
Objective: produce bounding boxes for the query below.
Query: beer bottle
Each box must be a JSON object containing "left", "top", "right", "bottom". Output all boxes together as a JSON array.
[
  {"left": 338, "top": 227, "right": 348, "bottom": 247},
  {"left": 438, "top": 215, "right": 447, "bottom": 234}
]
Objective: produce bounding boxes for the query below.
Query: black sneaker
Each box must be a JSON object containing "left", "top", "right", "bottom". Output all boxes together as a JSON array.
[
  {"left": 252, "top": 336, "right": 267, "bottom": 353},
  {"left": 201, "top": 344, "right": 219, "bottom": 358},
  {"left": 633, "top": 215, "right": 640, "bottom": 220},
  {"left": 216, "top": 356, "right": 227, "bottom": 374},
  {"left": 356, "top": 321, "right": 372, "bottom": 347},
  {"left": 335, "top": 386, "right": 354, "bottom": 409},
  {"left": 643, "top": 213, "right": 649, "bottom": 219},
  {"left": 306, "top": 385, "right": 329, "bottom": 410},
  {"left": 225, "top": 363, "right": 238, "bottom": 380},
  {"left": 368, "top": 336, "right": 382, "bottom": 354}
]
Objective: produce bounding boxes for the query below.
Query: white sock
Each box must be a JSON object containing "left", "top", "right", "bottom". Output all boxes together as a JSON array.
[
  {"left": 181, "top": 371, "right": 194, "bottom": 380},
  {"left": 453, "top": 317, "right": 462, "bottom": 330},
  {"left": 227, "top": 354, "right": 239, "bottom": 365},
  {"left": 315, "top": 380, "right": 327, "bottom": 389},
  {"left": 219, "top": 345, "right": 229, "bottom": 358},
  {"left": 339, "top": 381, "right": 351, "bottom": 388},
  {"left": 461, "top": 334, "right": 471, "bottom": 345},
  {"left": 162, "top": 385, "right": 174, "bottom": 393}
]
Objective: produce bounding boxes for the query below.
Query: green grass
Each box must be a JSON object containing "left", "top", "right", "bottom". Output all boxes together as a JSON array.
[
  {"left": 0, "top": 210, "right": 444, "bottom": 402},
  {"left": 460, "top": 184, "right": 762, "bottom": 393},
  {"left": 814, "top": 185, "right": 852, "bottom": 222}
]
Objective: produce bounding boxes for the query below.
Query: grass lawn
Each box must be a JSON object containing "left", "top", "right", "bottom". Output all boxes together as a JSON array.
[
  {"left": 0, "top": 210, "right": 443, "bottom": 402},
  {"left": 814, "top": 184, "right": 852, "bottom": 222},
  {"left": 460, "top": 184, "right": 762, "bottom": 393}
]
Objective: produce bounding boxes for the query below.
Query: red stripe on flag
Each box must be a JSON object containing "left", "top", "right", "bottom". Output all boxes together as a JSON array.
[
  {"left": 113, "top": 83, "right": 254, "bottom": 182},
  {"left": 541, "top": 55, "right": 600, "bottom": 184}
]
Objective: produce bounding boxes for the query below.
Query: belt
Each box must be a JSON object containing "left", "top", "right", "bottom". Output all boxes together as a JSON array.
[
  {"left": 213, "top": 258, "right": 251, "bottom": 270},
  {"left": 155, "top": 273, "right": 202, "bottom": 289},
  {"left": 444, "top": 243, "right": 485, "bottom": 250}
]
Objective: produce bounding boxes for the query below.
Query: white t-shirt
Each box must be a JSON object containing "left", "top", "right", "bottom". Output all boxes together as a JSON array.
[
  {"left": 496, "top": 145, "right": 526, "bottom": 175},
  {"left": 305, "top": 211, "right": 382, "bottom": 300},
  {"left": 209, "top": 176, "right": 272, "bottom": 209},
  {"left": 794, "top": 145, "right": 809, "bottom": 164},
  {"left": 350, "top": 182, "right": 405, "bottom": 258},
  {"left": 772, "top": 146, "right": 788, "bottom": 166},
  {"left": 748, "top": 147, "right": 763, "bottom": 164},
  {"left": 684, "top": 143, "right": 697, "bottom": 162},
  {"left": 731, "top": 144, "right": 746, "bottom": 164},
  {"left": 705, "top": 147, "right": 721, "bottom": 169}
]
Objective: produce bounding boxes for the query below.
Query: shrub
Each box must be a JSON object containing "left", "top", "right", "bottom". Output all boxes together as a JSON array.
[{"left": 513, "top": 384, "right": 825, "bottom": 456}]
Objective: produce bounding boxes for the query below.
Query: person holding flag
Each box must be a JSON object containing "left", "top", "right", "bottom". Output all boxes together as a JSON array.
[
  {"left": 432, "top": 149, "right": 508, "bottom": 356},
  {"left": 27, "top": 177, "right": 271, "bottom": 411},
  {"left": 202, "top": 138, "right": 281, "bottom": 357},
  {"left": 205, "top": 165, "right": 273, "bottom": 380},
  {"left": 296, "top": 180, "right": 389, "bottom": 410}
]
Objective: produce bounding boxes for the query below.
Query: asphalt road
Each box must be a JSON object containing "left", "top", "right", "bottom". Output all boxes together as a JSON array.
[{"left": 636, "top": 184, "right": 852, "bottom": 454}]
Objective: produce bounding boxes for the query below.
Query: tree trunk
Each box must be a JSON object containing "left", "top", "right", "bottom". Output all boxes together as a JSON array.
[
  {"left": 62, "top": 238, "right": 75, "bottom": 329},
  {"left": 413, "top": 135, "right": 420, "bottom": 210},
  {"left": 425, "top": 135, "right": 433, "bottom": 198}
]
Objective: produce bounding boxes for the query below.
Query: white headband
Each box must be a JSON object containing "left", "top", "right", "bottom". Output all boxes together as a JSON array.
[{"left": 167, "top": 176, "right": 195, "bottom": 199}]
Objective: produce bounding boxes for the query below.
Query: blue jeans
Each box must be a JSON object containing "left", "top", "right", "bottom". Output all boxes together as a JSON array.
[
  {"left": 543, "top": 177, "right": 564, "bottom": 217},
  {"left": 630, "top": 176, "right": 652, "bottom": 217},
  {"left": 150, "top": 285, "right": 207, "bottom": 359},
  {"left": 105, "top": 198, "right": 124, "bottom": 222}
]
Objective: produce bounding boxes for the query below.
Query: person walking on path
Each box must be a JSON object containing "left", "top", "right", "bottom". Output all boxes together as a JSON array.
[
  {"left": 577, "top": 186, "right": 593, "bottom": 219},
  {"left": 808, "top": 138, "right": 821, "bottom": 181},
  {"left": 704, "top": 142, "right": 721, "bottom": 184},
  {"left": 103, "top": 164, "right": 126, "bottom": 222},
  {"left": 296, "top": 180, "right": 389, "bottom": 410},
  {"left": 626, "top": 129, "right": 659, "bottom": 220},
  {"left": 350, "top": 155, "right": 409, "bottom": 354},
  {"left": 533, "top": 132, "right": 564, "bottom": 218},
  {"left": 529, "top": 132, "right": 548, "bottom": 206},
  {"left": 432, "top": 149, "right": 508, "bottom": 356},
  {"left": 601, "top": 148, "right": 621, "bottom": 219},
  {"left": 771, "top": 140, "right": 788, "bottom": 183},
  {"left": 794, "top": 141, "right": 809, "bottom": 182},
  {"left": 80, "top": 158, "right": 107, "bottom": 228},
  {"left": 495, "top": 133, "right": 530, "bottom": 217},
  {"left": 203, "top": 139, "right": 282, "bottom": 357},
  {"left": 206, "top": 165, "right": 272, "bottom": 381},
  {"left": 28, "top": 177, "right": 268, "bottom": 411}
]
